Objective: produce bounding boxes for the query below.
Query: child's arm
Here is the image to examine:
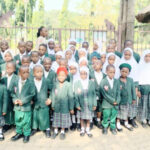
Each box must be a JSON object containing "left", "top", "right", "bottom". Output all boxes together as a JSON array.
[
  {"left": 2, "top": 86, "right": 8, "bottom": 115},
  {"left": 131, "top": 79, "right": 137, "bottom": 103},
  {"left": 91, "top": 82, "right": 97, "bottom": 108}
]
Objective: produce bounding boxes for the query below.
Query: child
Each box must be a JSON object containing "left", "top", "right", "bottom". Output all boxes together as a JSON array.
[
  {"left": 0, "top": 79, "right": 8, "bottom": 141},
  {"left": 1, "top": 62, "right": 18, "bottom": 130},
  {"left": 47, "top": 39, "right": 55, "bottom": 55},
  {"left": 0, "top": 40, "right": 9, "bottom": 65},
  {"left": 74, "top": 66, "right": 97, "bottom": 137},
  {"left": 68, "top": 61, "right": 80, "bottom": 131},
  {"left": 26, "top": 41, "right": 33, "bottom": 56},
  {"left": 51, "top": 51, "right": 64, "bottom": 72},
  {"left": 100, "top": 52, "right": 106, "bottom": 65},
  {"left": 82, "top": 41, "right": 89, "bottom": 51},
  {"left": 93, "top": 41, "right": 102, "bottom": 54},
  {"left": 54, "top": 44, "right": 62, "bottom": 53},
  {"left": 138, "top": 50, "right": 150, "bottom": 127},
  {"left": 78, "top": 48, "right": 87, "bottom": 60},
  {"left": 65, "top": 49, "right": 73, "bottom": 64},
  {"left": 11, "top": 66, "right": 35, "bottom": 143},
  {"left": 116, "top": 63, "right": 136, "bottom": 131},
  {"left": 79, "top": 57, "right": 88, "bottom": 68},
  {"left": 90, "top": 60, "right": 105, "bottom": 129},
  {"left": 50, "top": 67, "right": 74, "bottom": 140},
  {"left": 120, "top": 47, "right": 139, "bottom": 128},
  {"left": 21, "top": 55, "right": 31, "bottom": 67},
  {"left": 29, "top": 51, "right": 40, "bottom": 70},
  {"left": 100, "top": 65, "right": 120, "bottom": 135},
  {"left": 14, "top": 41, "right": 26, "bottom": 66},
  {"left": 32, "top": 65, "right": 51, "bottom": 138}
]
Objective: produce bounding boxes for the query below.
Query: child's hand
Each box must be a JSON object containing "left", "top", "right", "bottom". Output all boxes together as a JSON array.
[
  {"left": 70, "top": 110, "right": 74, "bottom": 114},
  {"left": 31, "top": 101, "right": 34, "bottom": 104},
  {"left": 137, "top": 91, "right": 141, "bottom": 98},
  {"left": 113, "top": 102, "right": 117, "bottom": 105},
  {"left": 93, "top": 106, "right": 96, "bottom": 111},
  {"left": 77, "top": 107, "right": 81, "bottom": 110},
  {"left": 132, "top": 100, "right": 136, "bottom": 104},
  {"left": 2, "top": 113, "right": 6, "bottom": 116},
  {"left": 18, "top": 100, "right": 23, "bottom": 106},
  {"left": 45, "top": 99, "right": 51, "bottom": 106},
  {"left": 14, "top": 100, "right": 19, "bottom": 105}
]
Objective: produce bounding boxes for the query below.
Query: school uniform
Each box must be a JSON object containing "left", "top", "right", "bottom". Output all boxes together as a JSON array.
[
  {"left": 14, "top": 52, "right": 26, "bottom": 66},
  {"left": 0, "top": 51, "right": 5, "bottom": 65},
  {"left": 0, "top": 84, "right": 8, "bottom": 127},
  {"left": 32, "top": 78, "right": 50, "bottom": 130},
  {"left": 1, "top": 74, "right": 18, "bottom": 125},
  {"left": 118, "top": 77, "right": 136, "bottom": 120},
  {"left": 115, "top": 51, "right": 122, "bottom": 58},
  {"left": 40, "top": 53, "right": 55, "bottom": 64},
  {"left": 74, "top": 80, "right": 97, "bottom": 120},
  {"left": 100, "top": 77, "right": 120, "bottom": 129},
  {"left": 11, "top": 78, "right": 35, "bottom": 136},
  {"left": 50, "top": 81, "right": 74, "bottom": 128}
]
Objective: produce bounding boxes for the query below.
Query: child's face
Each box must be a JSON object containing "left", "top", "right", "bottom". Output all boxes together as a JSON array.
[
  {"left": 19, "top": 68, "right": 29, "bottom": 80},
  {"left": 4, "top": 52, "right": 13, "bottom": 62},
  {"left": 69, "top": 66, "right": 77, "bottom": 75},
  {"left": 41, "top": 27, "right": 48, "bottom": 37},
  {"left": 124, "top": 50, "right": 131, "bottom": 60},
  {"left": 120, "top": 68, "right": 129, "bottom": 78},
  {"left": 54, "top": 44, "right": 61, "bottom": 53},
  {"left": 93, "top": 43, "right": 98, "bottom": 50},
  {"left": 0, "top": 41, "right": 9, "bottom": 52},
  {"left": 144, "top": 54, "right": 150, "bottom": 63},
  {"left": 106, "top": 45, "right": 115, "bottom": 53},
  {"left": 39, "top": 46, "right": 46, "bottom": 56},
  {"left": 57, "top": 71, "right": 67, "bottom": 83},
  {"left": 26, "top": 42, "right": 33, "bottom": 52},
  {"left": 79, "top": 51, "right": 86, "bottom": 58},
  {"left": 80, "top": 71, "right": 87, "bottom": 80},
  {"left": 109, "top": 41, "right": 116, "bottom": 49},
  {"left": 107, "top": 67, "right": 115, "bottom": 79},
  {"left": 34, "top": 67, "right": 43, "bottom": 80},
  {"left": 79, "top": 61, "right": 87, "bottom": 67},
  {"left": 101, "top": 54, "right": 106, "bottom": 64},
  {"left": 6, "top": 63, "right": 15, "bottom": 75},
  {"left": 82, "top": 43, "right": 88, "bottom": 50},
  {"left": 125, "top": 41, "right": 133, "bottom": 49},
  {"left": 31, "top": 53, "right": 39, "bottom": 63},
  {"left": 18, "top": 42, "right": 26, "bottom": 54},
  {"left": 56, "top": 55, "right": 62, "bottom": 64},
  {"left": 108, "top": 56, "right": 115, "bottom": 65},
  {"left": 91, "top": 57, "right": 98, "bottom": 64},
  {"left": 93, "top": 61, "right": 102, "bottom": 71},
  {"left": 60, "top": 60, "right": 67, "bottom": 68},
  {"left": 43, "top": 60, "right": 52, "bottom": 71},
  {"left": 48, "top": 41, "right": 55, "bottom": 49},
  {"left": 65, "top": 51, "right": 72, "bottom": 60},
  {"left": 22, "top": 58, "right": 30, "bottom": 67}
]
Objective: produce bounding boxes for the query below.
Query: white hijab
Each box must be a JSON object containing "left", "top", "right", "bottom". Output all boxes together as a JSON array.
[
  {"left": 102, "top": 52, "right": 120, "bottom": 79},
  {"left": 47, "top": 38, "right": 55, "bottom": 55},
  {"left": 78, "top": 48, "right": 88, "bottom": 58},
  {"left": 120, "top": 47, "right": 138, "bottom": 82},
  {"left": 79, "top": 66, "right": 89, "bottom": 90},
  {"left": 138, "top": 49, "right": 150, "bottom": 85}
]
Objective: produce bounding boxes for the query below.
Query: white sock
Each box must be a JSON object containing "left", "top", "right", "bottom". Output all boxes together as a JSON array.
[
  {"left": 148, "top": 120, "right": 150, "bottom": 124},
  {"left": 86, "top": 127, "right": 91, "bottom": 134},
  {"left": 77, "top": 118, "right": 80, "bottom": 124},
  {"left": 72, "top": 115, "right": 76, "bottom": 123},
  {"left": 61, "top": 129, "right": 65, "bottom": 134},
  {"left": 143, "top": 119, "right": 147, "bottom": 124},
  {"left": 0, "top": 128, "right": 2, "bottom": 134},
  {"left": 117, "top": 122, "right": 122, "bottom": 129},
  {"left": 97, "top": 118, "right": 100, "bottom": 122},
  {"left": 81, "top": 127, "right": 85, "bottom": 133},
  {"left": 90, "top": 119, "right": 93, "bottom": 123},
  {"left": 125, "top": 121, "right": 131, "bottom": 128},
  {"left": 54, "top": 128, "right": 58, "bottom": 134},
  {"left": 46, "top": 128, "right": 50, "bottom": 131}
]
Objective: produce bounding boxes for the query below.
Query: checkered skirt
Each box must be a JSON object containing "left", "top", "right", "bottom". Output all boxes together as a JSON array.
[
  {"left": 53, "top": 112, "right": 72, "bottom": 128},
  {"left": 0, "top": 116, "right": 5, "bottom": 127}
]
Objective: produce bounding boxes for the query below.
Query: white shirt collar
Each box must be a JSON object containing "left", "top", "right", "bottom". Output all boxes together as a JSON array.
[
  {"left": 7, "top": 74, "right": 14, "bottom": 88},
  {"left": 106, "top": 76, "right": 114, "bottom": 89},
  {"left": 94, "top": 71, "right": 103, "bottom": 85},
  {"left": 34, "top": 78, "right": 42, "bottom": 92}
]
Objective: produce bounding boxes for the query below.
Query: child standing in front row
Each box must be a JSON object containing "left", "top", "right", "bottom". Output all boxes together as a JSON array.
[
  {"left": 50, "top": 67, "right": 74, "bottom": 140},
  {"left": 100, "top": 65, "right": 120, "bottom": 135},
  {"left": 11, "top": 66, "right": 35, "bottom": 143},
  {"left": 31, "top": 65, "right": 51, "bottom": 138},
  {"left": 74, "top": 66, "right": 97, "bottom": 137}
]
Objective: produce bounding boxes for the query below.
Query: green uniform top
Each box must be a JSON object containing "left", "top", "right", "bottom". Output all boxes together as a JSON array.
[
  {"left": 0, "top": 53, "right": 5, "bottom": 65},
  {"left": 115, "top": 51, "right": 122, "bottom": 58},
  {"left": 100, "top": 77, "right": 120, "bottom": 109},
  {"left": 74, "top": 80, "right": 97, "bottom": 111},
  {"left": 50, "top": 81, "right": 74, "bottom": 113},
  {"left": 14, "top": 54, "right": 22, "bottom": 66},
  {"left": 12, "top": 78, "right": 35, "bottom": 112},
  {"left": 133, "top": 51, "right": 140, "bottom": 63},
  {"left": 0, "top": 84, "right": 8, "bottom": 116},
  {"left": 119, "top": 77, "right": 136, "bottom": 105}
]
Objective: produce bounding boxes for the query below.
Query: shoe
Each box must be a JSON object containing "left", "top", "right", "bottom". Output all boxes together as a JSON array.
[
  {"left": 3, "top": 125, "right": 11, "bottom": 133},
  {"left": 90, "top": 122, "right": 94, "bottom": 130},
  {"left": 51, "top": 132, "right": 58, "bottom": 139},
  {"left": 110, "top": 129, "right": 117, "bottom": 135},
  {"left": 124, "top": 125, "right": 133, "bottom": 131},
  {"left": 80, "top": 132, "right": 85, "bottom": 137},
  {"left": 130, "top": 119, "right": 138, "bottom": 128},
  {"left": 87, "top": 133, "right": 93, "bottom": 138},
  {"left": 31, "top": 129, "right": 37, "bottom": 136},
  {"left": 0, "top": 133, "right": 4, "bottom": 141},
  {"left": 23, "top": 136, "right": 30, "bottom": 143},
  {"left": 11, "top": 134, "right": 23, "bottom": 141},
  {"left": 76, "top": 123, "right": 81, "bottom": 131},
  {"left": 60, "top": 133, "right": 66, "bottom": 140},
  {"left": 102, "top": 128, "right": 108, "bottom": 135},
  {"left": 45, "top": 130, "right": 51, "bottom": 138},
  {"left": 117, "top": 128, "right": 123, "bottom": 132},
  {"left": 96, "top": 121, "right": 103, "bottom": 129},
  {"left": 70, "top": 123, "right": 76, "bottom": 131},
  {"left": 141, "top": 122, "right": 147, "bottom": 128}
]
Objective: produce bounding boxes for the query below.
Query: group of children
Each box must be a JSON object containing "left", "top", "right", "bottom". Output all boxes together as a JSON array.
[{"left": 0, "top": 35, "right": 150, "bottom": 144}]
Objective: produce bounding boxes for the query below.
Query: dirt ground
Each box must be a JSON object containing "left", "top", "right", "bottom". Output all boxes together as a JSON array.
[{"left": 1, "top": 122, "right": 150, "bottom": 150}]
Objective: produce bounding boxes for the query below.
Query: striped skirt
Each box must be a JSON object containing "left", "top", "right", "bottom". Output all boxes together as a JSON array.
[{"left": 53, "top": 112, "right": 72, "bottom": 128}]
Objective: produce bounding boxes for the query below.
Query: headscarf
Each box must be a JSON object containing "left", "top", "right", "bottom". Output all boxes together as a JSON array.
[
  {"left": 79, "top": 57, "right": 88, "bottom": 66},
  {"left": 47, "top": 38, "right": 55, "bottom": 55}
]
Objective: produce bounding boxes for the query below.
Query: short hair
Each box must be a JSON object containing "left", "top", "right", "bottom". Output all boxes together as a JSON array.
[
  {"left": 31, "top": 51, "right": 39, "bottom": 56},
  {"left": 106, "top": 64, "right": 115, "bottom": 71},
  {"left": 26, "top": 41, "right": 33, "bottom": 44},
  {"left": 22, "top": 55, "right": 30, "bottom": 61},
  {"left": 39, "top": 43, "right": 47, "bottom": 49},
  {"left": 82, "top": 41, "right": 89, "bottom": 47},
  {"left": 33, "top": 65, "right": 43, "bottom": 72},
  {"left": 6, "top": 61, "right": 16, "bottom": 69},
  {"left": 43, "top": 57, "right": 52, "bottom": 63},
  {"left": 124, "top": 40, "right": 133, "bottom": 47},
  {"left": 19, "top": 66, "right": 29, "bottom": 72}
]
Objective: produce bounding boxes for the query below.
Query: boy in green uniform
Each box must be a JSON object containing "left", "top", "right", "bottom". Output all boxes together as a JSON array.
[
  {"left": 26, "top": 41, "right": 33, "bottom": 56},
  {"left": 100, "top": 65, "right": 120, "bottom": 135},
  {"left": 31, "top": 65, "right": 51, "bottom": 138},
  {"left": 11, "top": 66, "right": 35, "bottom": 143}
]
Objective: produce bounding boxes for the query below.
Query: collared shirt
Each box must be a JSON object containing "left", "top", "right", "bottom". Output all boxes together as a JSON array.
[
  {"left": 19, "top": 78, "right": 27, "bottom": 94},
  {"left": 94, "top": 71, "right": 103, "bottom": 85},
  {"left": 107, "top": 76, "right": 114, "bottom": 89},
  {"left": 44, "top": 70, "right": 49, "bottom": 78},
  {"left": 7, "top": 74, "right": 13, "bottom": 89},
  {"left": 48, "top": 49, "right": 55, "bottom": 55},
  {"left": 51, "top": 61, "right": 59, "bottom": 72},
  {"left": 34, "top": 78, "right": 42, "bottom": 92},
  {"left": 19, "top": 52, "right": 26, "bottom": 61}
]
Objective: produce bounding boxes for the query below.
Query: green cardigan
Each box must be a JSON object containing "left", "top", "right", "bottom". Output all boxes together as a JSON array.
[
  {"left": 0, "top": 84, "right": 8, "bottom": 116},
  {"left": 74, "top": 80, "right": 97, "bottom": 112},
  {"left": 119, "top": 77, "right": 136, "bottom": 105},
  {"left": 12, "top": 79, "right": 35, "bottom": 112},
  {"left": 50, "top": 81, "right": 74, "bottom": 113},
  {"left": 100, "top": 77, "right": 120, "bottom": 109}
]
